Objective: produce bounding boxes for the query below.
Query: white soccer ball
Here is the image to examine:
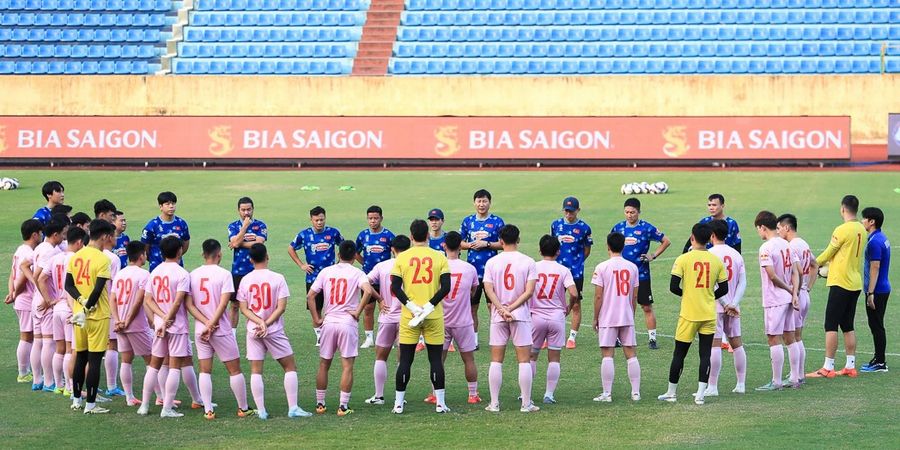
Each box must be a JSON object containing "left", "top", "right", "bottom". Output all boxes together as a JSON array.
[
  {"left": 648, "top": 183, "right": 660, "bottom": 194},
  {"left": 9, "top": 178, "right": 19, "bottom": 190},
  {"left": 655, "top": 181, "right": 669, "bottom": 194},
  {"left": 818, "top": 265, "right": 829, "bottom": 279},
  {"left": 0, "top": 178, "right": 12, "bottom": 190},
  {"left": 622, "top": 183, "right": 635, "bottom": 195},
  {"left": 628, "top": 183, "right": 640, "bottom": 195},
  {"left": 640, "top": 182, "right": 651, "bottom": 194}
]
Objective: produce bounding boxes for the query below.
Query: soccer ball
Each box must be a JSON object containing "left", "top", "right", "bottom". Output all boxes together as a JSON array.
[
  {"left": 621, "top": 183, "right": 635, "bottom": 195},
  {"left": 629, "top": 182, "right": 641, "bottom": 194},
  {"left": 655, "top": 181, "right": 669, "bottom": 194},
  {"left": 0, "top": 177, "right": 18, "bottom": 190},
  {"left": 818, "top": 265, "right": 829, "bottom": 279},
  {"left": 648, "top": 183, "right": 661, "bottom": 194},
  {"left": 639, "top": 182, "right": 651, "bottom": 194}
]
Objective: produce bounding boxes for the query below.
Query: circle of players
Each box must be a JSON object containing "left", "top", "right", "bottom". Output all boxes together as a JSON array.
[{"left": 6, "top": 181, "right": 891, "bottom": 417}]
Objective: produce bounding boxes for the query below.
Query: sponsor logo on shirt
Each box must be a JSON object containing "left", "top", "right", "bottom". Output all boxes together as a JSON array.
[
  {"left": 574, "top": 229, "right": 581, "bottom": 234},
  {"left": 559, "top": 235, "right": 576, "bottom": 244},
  {"left": 473, "top": 231, "right": 489, "bottom": 240},
  {"left": 486, "top": 224, "right": 494, "bottom": 229},
  {"left": 251, "top": 225, "right": 259, "bottom": 231},
  {"left": 314, "top": 243, "right": 330, "bottom": 251},
  {"left": 380, "top": 237, "right": 388, "bottom": 242},
  {"left": 244, "top": 233, "right": 257, "bottom": 241},
  {"left": 625, "top": 237, "right": 638, "bottom": 246},
  {"left": 634, "top": 230, "right": 642, "bottom": 235},
  {"left": 325, "top": 235, "right": 332, "bottom": 240},
  {"left": 368, "top": 245, "right": 386, "bottom": 254}
]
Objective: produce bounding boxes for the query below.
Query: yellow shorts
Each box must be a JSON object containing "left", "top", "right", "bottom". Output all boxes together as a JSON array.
[
  {"left": 399, "top": 316, "right": 444, "bottom": 346},
  {"left": 74, "top": 318, "right": 110, "bottom": 352},
  {"left": 675, "top": 317, "right": 716, "bottom": 343}
]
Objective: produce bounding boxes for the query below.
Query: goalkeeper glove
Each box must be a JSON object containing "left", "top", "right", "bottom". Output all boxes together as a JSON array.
[
  {"left": 409, "top": 303, "right": 435, "bottom": 328},
  {"left": 78, "top": 296, "right": 96, "bottom": 312},
  {"left": 406, "top": 302, "right": 424, "bottom": 316},
  {"left": 70, "top": 311, "right": 86, "bottom": 328}
]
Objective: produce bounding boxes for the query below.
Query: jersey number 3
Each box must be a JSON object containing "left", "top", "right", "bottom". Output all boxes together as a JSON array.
[{"left": 409, "top": 257, "right": 433, "bottom": 284}]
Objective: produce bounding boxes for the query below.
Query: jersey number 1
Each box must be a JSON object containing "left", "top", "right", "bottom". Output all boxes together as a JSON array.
[{"left": 693, "top": 262, "right": 711, "bottom": 289}]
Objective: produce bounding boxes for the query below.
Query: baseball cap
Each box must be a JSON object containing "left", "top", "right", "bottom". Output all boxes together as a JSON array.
[
  {"left": 427, "top": 208, "right": 444, "bottom": 220},
  {"left": 562, "top": 197, "right": 579, "bottom": 211}
]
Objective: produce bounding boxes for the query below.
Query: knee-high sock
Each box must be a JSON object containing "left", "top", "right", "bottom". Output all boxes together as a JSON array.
[
  {"left": 120, "top": 362, "right": 133, "bottom": 398},
  {"left": 709, "top": 346, "right": 723, "bottom": 387},
  {"left": 30, "top": 338, "right": 43, "bottom": 384},
  {"left": 41, "top": 339, "right": 54, "bottom": 386},
  {"left": 164, "top": 368, "right": 181, "bottom": 410},
  {"left": 199, "top": 372, "right": 213, "bottom": 413},
  {"left": 181, "top": 365, "right": 202, "bottom": 403},
  {"left": 374, "top": 360, "right": 387, "bottom": 398},
  {"left": 518, "top": 363, "right": 533, "bottom": 408},
  {"left": 284, "top": 371, "right": 298, "bottom": 410},
  {"left": 85, "top": 351, "right": 104, "bottom": 403},
  {"left": 626, "top": 357, "right": 641, "bottom": 395},
  {"left": 395, "top": 344, "right": 415, "bottom": 392},
  {"left": 697, "top": 334, "right": 713, "bottom": 384},
  {"left": 669, "top": 340, "right": 691, "bottom": 384},
  {"left": 426, "top": 344, "right": 445, "bottom": 390},
  {"left": 72, "top": 351, "right": 88, "bottom": 399},
  {"left": 16, "top": 340, "right": 32, "bottom": 376},
  {"left": 157, "top": 365, "right": 169, "bottom": 401},
  {"left": 797, "top": 341, "right": 806, "bottom": 376},
  {"left": 787, "top": 342, "right": 801, "bottom": 383},
  {"left": 733, "top": 346, "right": 747, "bottom": 384},
  {"left": 63, "top": 353, "right": 73, "bottom": 391},
  {"left": 251, "top": 373, "right": 265, "bottom": 413},
  {"left": 104, "top": 349, "right": 118, "bottom": 390},
  {"left": 601, "top": 357, "right": 614, "bottom": 394},
  {"left": 488, "top": 362, "right": 502, "bottom": 406},
  {"left": 229, "top": 374, "right": 249, "bottom": 410},
  {"left": 545, "top": 362, "right": 560, "bottom": 396},
  {"left": 52, "top": 352, "right": 65, "bottom": 387},
  {"left": 140, "top": 366, "right": 158, "bottom": 409},
  {"left": 770, "top": 345, "right": 784, "bottom": 385},
  {"left": 339, "top": 390, "right": 351, "bottom": 408}
]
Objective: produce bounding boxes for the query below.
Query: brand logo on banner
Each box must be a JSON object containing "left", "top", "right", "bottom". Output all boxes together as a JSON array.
[
  {"left": 0, "top": 116, "right": 852, "bottom": 160},
  {"left": 890, "top": 114, "right": 900, "bottom": 157}
]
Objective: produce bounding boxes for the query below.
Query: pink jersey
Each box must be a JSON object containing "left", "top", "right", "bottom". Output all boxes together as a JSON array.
[
  {"left": 48, "top": 252, "right": 73, "bottom": 313},
  {"left": 709, "top": 244, "right": 746, "bottom": 312},
  {"left": 145, "top": 262, "right": 191, "bottom": 334},
  {"left": 483, "top": 251, "right": 537, "bottom": 323},
  {"left": 104, "top": 249, "right": 121, "bottom": 294},
  {"left": 368, "top": 258, "right": 401, "bottom": 324},
  {"left": 189, "top": 264, "right": 235, "bottom": 336},
  {"left": 31, "top": 241, "right": 61, "bottom": 310},
  {"left": 112, "top": 265, "right": 151, "bottom": 333},
  {"left": 238, "top": 269, "right": 290, "bottom": 335},
  {"left": 529, "top": 259, "right": 575, "bottom": 322},
  {"left": 11, "top": 244, "right": 35, "bottom": 311},
  {"left": 591, "top": 256, "right": 639, "bottom": 328},
  {"left": 789, "top": 237, "right": 814, "bottom": 291},
  {"left": 312, "top": 263, "right": 369, "bottom": 327},
  {"left": 444, "top": 258, "right": 478, "bottom": 327},
  {"left": 758, "top": 237, "right": 799, "bottom": 307}
]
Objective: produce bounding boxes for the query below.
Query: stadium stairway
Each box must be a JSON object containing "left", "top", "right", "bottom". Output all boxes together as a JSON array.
[{"left": 351, "top": 0, "right": 403, "bottom": 75}]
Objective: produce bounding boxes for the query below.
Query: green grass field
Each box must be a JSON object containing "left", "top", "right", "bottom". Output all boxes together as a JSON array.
[{"left": 0, "top": 169, "right": 897, "bottom": 449}]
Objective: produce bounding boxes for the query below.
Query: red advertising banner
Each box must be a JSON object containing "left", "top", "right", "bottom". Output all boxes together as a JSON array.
[{"left": 0, "top": 116, "right": 851, "bottom": 160}]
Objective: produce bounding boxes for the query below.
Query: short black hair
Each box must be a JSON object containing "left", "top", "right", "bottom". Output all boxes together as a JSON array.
[
  {"left": 66, "top": 226, "right": 87, "bottom": 246},
  {"left": 71, "top": 212, "right": 91, "bottom": 226},
  {"left": 754, "top": 211, "right": 777, "bottom": 230},
  {"left": 21, "top": 219, "right": 43, "bottom": 240},
  {"left": 237, "top": 197, "right": 253, "bottom": 208},
  {"left": 50, "top": 204, "right": 72, "bottom": 215},
  {"left": 710, "top": 219, "right": 729, "bottom": 241},
  {"left": 202, "top": 239, "right": 221, "bottom": 257},
  {"left": 499, "top": 224, "right": 519, "bottom": 245},
  {"left": 93, "top": 199, "right": 117, "bottom": 218},
  {"left": 841, "top": 195, "right": 859, "bottom": 214},
  {"left": 249, "top": 243, "right": 267, "bottom": 263},
  {"left": 43, "top": 220, "right": 65, "bottom": 237},
  {"left": 50, "top": 213, "right": 71, "bottom": 226},
  {"left": 862, "top": 207, "right": 884, "bottom": 229},
  {"left": 691, "top": 223, "right": 713, "bottom": 246},
  {"left": 443, "top": 231, "right": 462, "bottom": 251},
  {"left": 310, "top": 206, "right": 326, "bottom": 217},
  {"left": 708, "top": 193, "right": 725, "bottom": 204},
  {"left": 473, "top": 189, "right": 492, "bottom": 201},
  {"left": 539, "top": 234, "right": 560, "bottom": 257},
  {"left": 607, "top": 232, "right": 625, "bottom": 253},
  {"left": 366, "top": 205, "right": 383, "bottom": 216},
  {"left": 157, "top": 191, "right": 177, "bottom": 205},
  {"left": 126, "top": 241, "right": 146, "bottom": 263},
  {"left": 409, "top": 219, "right": 428, "bottom": 242},
  {"left": 392, "top": 235, "right": 412, "bottom": 252},
  {"left": 624, "top": 197, "right": 641, "bottom": 211},
  {"left": 777, "top": 214, "right": 798, "bottom": 232},
  {"left": 88, "top": 219, "right": 115, "bottom": 241},
  {"left": 339, "top": 240, "right": 357, "bottom": 261},
  {"left": 41, "top": 181, "right": 64, "bottom": 200},
  {"left": 115, "top": 210, "right": 124, "bottom": 216},
  {"left": 159, "top": 236, "right": 183, "bottom": 260}
]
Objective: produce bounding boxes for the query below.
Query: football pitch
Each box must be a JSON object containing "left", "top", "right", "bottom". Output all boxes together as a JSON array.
[{"left": 0, "top": 168, "right": 897, "bottom": 449}]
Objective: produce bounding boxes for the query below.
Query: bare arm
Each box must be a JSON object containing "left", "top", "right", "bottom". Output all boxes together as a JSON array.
[
  {"left": 650, "top": 236, "right": 672, "bottom": 260},
  {"left": 208, "top": 292, "right": 231, "bottom": 330},
  {"left": 807, "top": 259, "right": 819, "bottom": 291},
  {"left": 182, "top": 240, "right": 190, "bottom": 256},
  {"left": 142, "top": 291, "right": 165, "bottom": 321},
  {"left": 185, "top": 294, "right": 211, "bottom": 327},
  {"left": 592, "top": 285, "right": 603, "bottom": 331},
  {"left": 307, "top": 288, "right": 322, "bottom": 326},
  {"left": 505, "top": 279, "right": 536, "bottom": 312},
  {"left": 764, "top": 266, "right": 793, "bottom": 293},
  {"left": 36, "top": 270, "right": 54, "bottom": 310},
  {"left": 229, "top": 219, "right": 252, "bottom": 249},
  {"left": 288, "top": 245, "right": 313, "bottom": 273},
  {"left": 867, "top": 260, "right": 881, "bottom": 294},
  {"left": 565, "top": 284, "right": 578, "bottom": 315},
  {"left": 266, "top": 298, "right": 287, "bottom": 325},
  {"left": 239, "top": 301, "right": 267, "bottom": 333}
]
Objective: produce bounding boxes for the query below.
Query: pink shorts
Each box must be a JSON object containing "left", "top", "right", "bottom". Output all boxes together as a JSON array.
[
  {"left": 16, "top": 309, "right": 33, "bottom": 333},
  {"left": 444, "top": 325, "right": 477, "bottom": 352},
  {"left": 319, "top": 323, "right": 359, "bottom": 360},
  {"left": 489, "top": 321, "right": 533, "bottom": 348},
  {"left": 152, "top": 332, "right": 191, "bottom": 358},
  {"left": 764, "top": 303, "right": 796, "bottom": 336},
  {"left": 794, "top": 290, "right": 810, "bottom": 329},
  {"left": 118, "top": 330, "right": 153, "bottom": 356},
  {"left": 33, "top": 310, "right": 54, "bottom": 336},
  {"left": 598, "top": 326, "right": 636, "bottom": 348},
  {"left": 53, "top": 309, "right": 71, "bottom": 341},
  {"left": 246, "top": 329, "right": 293, "bottom": 361},
  {"left": 196, "top": 332, "right": 240, "bottom": 362},
  {"left": 375, "top": 322, "right": 399, "bottom": 349},
  {"left": 715, "top": 312, "right": 742, "bottom": 339},
  {"left": 531, "top": 316, "right": 566, "bottom": 351}
]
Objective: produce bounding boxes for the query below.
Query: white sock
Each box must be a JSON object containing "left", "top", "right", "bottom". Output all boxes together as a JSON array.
[
  {"left": 314, "top": 327, "right": 322, "bottom": 338},
  {"left": 434, "top": 388, "right": 446, "bottom": 407},
  {"left": 365, "top": 330, "right": 374, "bottom": 340},
  {"left": 845, "top": 355, "right": 855, "bottom": 369},
  {"left": 474, "top": 332, "right": 479, "bottom": 343},
  {"left": 696, "top": 382, "right": 708, "bottom": 398},
  {"left": 649, "top": 329, "right": 657, "bottom": 341},
  {"left": 568, "top": 330, "right": 577, "bottom": 340},
  {"left": 232, "top": 328, "right": 237, "bottom": 338},
  {"left": 824, "top": 357, "right": 835, "bottom": 371},
  {"left": 418, "top": 335, "right": 425, "bottom": 345},
  {"left": 85, "top": 402, "right": 96, "bottom": 411},
  {"left": 667, "top": 382, "right": 677, "bottom": 396},
  {"left": 394, "top": 390, "right": 406, "bottom": 408}
]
